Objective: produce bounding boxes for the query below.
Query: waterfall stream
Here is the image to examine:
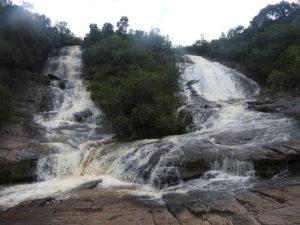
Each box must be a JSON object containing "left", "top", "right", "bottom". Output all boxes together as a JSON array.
[{"left": 0, "top": 46, "right": 295, "bottom": 209}]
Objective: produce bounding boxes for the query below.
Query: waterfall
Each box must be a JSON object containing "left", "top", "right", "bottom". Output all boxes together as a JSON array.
[
  {"left": 183, "top": 55, "right": 259, "bottom": 101},
  {"left": 0, "top": 51, "right": 295, "bottom": 209},
  {"left": 34, "top": 46, "right": 112, "bottom": 180}
]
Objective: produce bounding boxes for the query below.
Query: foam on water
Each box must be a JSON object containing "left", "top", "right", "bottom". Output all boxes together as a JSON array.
[
  {"left": 0, "top": 176, "right": 101, "bottom": 209},
  {"left": 0, "top": 53, "right": 296, "bottom": 209}
]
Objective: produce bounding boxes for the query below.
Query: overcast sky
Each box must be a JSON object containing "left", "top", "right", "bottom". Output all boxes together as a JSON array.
[{"left": 13, "top": 0, "right": 295, "bottom": 45}]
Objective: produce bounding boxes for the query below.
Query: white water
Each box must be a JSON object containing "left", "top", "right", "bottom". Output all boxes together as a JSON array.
[
  {"left": 0, "top": 50, "right": 295, "bottom": 209},
  {"left": 183, "top": 55, "right": 259, "bottom": 101}
]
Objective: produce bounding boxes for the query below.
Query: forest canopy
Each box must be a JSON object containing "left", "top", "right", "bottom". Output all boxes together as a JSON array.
[
  {"left": 83, "top": 17, "right": 185, "bottom": 139},
  {"left": 187, "top": 1, "right": 300, "bottom": 93},
  {"left": 0, "top": 0, "right": 78, "bottom": 127}
]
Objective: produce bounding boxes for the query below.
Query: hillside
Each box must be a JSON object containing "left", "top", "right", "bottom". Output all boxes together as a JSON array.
[{"left": 187, "top": 1, "right": 300, "bottom": 93}]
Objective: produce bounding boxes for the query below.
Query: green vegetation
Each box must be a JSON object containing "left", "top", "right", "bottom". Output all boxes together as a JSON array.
[
  {"left": 83, "top": 17, "right": 184, "bottom": 139},
  {"left": 0, "top": 0, "right": 78, "bottom": 127},
  {"left": 187, "top": 1, "right": 300, "bottom": 92}
]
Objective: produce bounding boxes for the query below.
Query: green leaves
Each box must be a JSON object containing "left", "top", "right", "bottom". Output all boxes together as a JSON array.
[
  {"left": 83, "top": 22, "right": 184, "bottom": 139},
  {"left": 0, "top": 3, "right": 78, "bottom": 128},
  {"left": 188, "top": 1, "right": 300, "bottom": 92}
]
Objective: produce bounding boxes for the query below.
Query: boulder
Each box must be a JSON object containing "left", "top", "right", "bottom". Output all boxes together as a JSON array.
[
  {"left": 58, "top": 80, "right": 74, "bottom": 90},
  {"left": 74, "top": 179, "right": 103, "bottom": 190},
  {"left": 74, "top": 109, "right": 93, "bottom": 122}
]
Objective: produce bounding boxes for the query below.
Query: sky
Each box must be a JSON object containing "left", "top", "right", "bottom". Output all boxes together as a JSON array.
[{"left": 13, "top": 0, "right": 296, "bottom": 45}]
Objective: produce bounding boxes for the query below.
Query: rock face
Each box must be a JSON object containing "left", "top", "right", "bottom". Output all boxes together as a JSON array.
[
  {"left": 0, "top": 72, "right": 52, "bottom": 184},
  {"left": 182, "top": 83, "right": 221, "bottom": 132},
  {"left": 248, "top": 92, "right": 300, "bottom": 120},
  {"left": 181, "top": 139, "right": 300, "bottom": 179}
]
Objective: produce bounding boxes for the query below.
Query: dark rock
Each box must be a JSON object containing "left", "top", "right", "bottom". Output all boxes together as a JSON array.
[
  {"left": 0, "top": 72, "right": 53, "bottom": 184},
  {"left": 39, "top": 90, "right": 62, "bottom": 112},
  {"left": 183, "top": 95, "right": 220, "bottom": 131},
  {"left": 56, "top": 80, "right": 74, "bottom": 90},
  {"left": 248, "top": 93, "right": 300, "bottom": 121},
  {"left": 74, "top": 179, "right": 102, "bottom": 190},
  {"left": 0, "top": 158, "right": 37, "bottom": 184},
  {"left": 47, "top": 74, "right": 61, "bottom": 80},
  {"left": 181, "top": 140, "right": 218, "bottom": 179},
  {"left": 180, "top": 140, "right": 300, "bottom": 179},
  {"left": 74, "top": 109, "right": 93, "bottom": 122}
]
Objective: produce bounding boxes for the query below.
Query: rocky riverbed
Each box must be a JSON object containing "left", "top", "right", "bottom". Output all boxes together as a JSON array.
[
  {"left": 0, "top": 52, "right": 300, "bottom": 225},
  {"left": 0, "top": 172, "right": 300, "bottom": 225}
]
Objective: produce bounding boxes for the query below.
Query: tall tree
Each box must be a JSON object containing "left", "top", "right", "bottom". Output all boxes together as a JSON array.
[{"left": 117, "top": 16, "right": 129, "bottom": 35}]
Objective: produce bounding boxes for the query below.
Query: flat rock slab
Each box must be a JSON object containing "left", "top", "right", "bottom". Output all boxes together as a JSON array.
[
  {"left": 1, "top": 176, "right": 300, "bottom": 225},
  {"left": 0, "top": 189, "right": 180, "bottom": 225}
]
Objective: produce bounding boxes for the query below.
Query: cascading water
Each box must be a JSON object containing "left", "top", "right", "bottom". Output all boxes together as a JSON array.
[
  {"left": 0, "top": 46, "right": 116, "bottom": 209},
  {"left": 0, "top": 50, "right": 296, "bottom": 209},
  {"left": 89, "top": 55, "right": 294, "bottom": 190}
]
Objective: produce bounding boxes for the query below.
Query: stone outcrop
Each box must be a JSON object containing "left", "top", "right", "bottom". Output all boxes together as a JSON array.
[
  {"left": 181, "top": 139, "right": 300, "bottom": 179},
  {"left": 248, "top": 92, "right": 300, "bottom": 120},
  {"left": 0, "top": 72, "right": 52, "bottom": 184},
  {"left": 1, "top": 175, "right": 300, "bottom": 225}
]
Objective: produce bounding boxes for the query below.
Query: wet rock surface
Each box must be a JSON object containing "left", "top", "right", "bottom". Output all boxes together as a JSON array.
[
  {"left": 181, "top": 139, "right": 300, "bottom": 179},
  {"left": 1, "top": 175, "right": 300, "bottom": 225},
  {"left": 183, "top": 85, "right": 221, "bottom": 131},
  {"left": 74, "top": 109, "right": 93, "bottom": 122},
  {"left": 0, "top": 72, "right": 51, "bottom": 183},
  {"left": 248, "top": 92, "right": 300, "bottom": 121},
  {"left": 74, "top": 179, "right": 103, "bottom": 190}
]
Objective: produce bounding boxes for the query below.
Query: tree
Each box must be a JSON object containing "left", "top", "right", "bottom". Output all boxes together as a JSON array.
[
  {"left": 20, "top": 1, "right": 33, "bottom": 10},
  {"left": 186, "top": 1, "right": 300, "bottom": 91},
  {"left": 226, "top": 26, "right": 244, "bottom": 39},
  {"left": 0, "top": 3, "right": 77, "bottom": 127},
  {"left": 82, "top": 18, "right": 184, "bottom": 139},
  {"left": 55, "top": 21, "right": 71, "bottom": 35},
  {"left": 251, "top": 1, "right": 300, "bottom": 28},
  {"left": 102, "top": 23, "right": 114, "bottom": 37},
  {"left": 0, "top": 0, "right": 11, "bottom": 7},
  {"left": 89, "top": 23, "right": 101, "bottom": 41},
  {"left": 117, "top": 16, "right": 129, "bottom": 35}
]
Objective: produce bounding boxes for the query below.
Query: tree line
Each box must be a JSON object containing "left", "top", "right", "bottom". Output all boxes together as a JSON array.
[
  {"left": 187, "top": 1, "right": 300, "bottom": 93},
  {"left": 0, "top": 0, "right": 78, "bottom": 127}
]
